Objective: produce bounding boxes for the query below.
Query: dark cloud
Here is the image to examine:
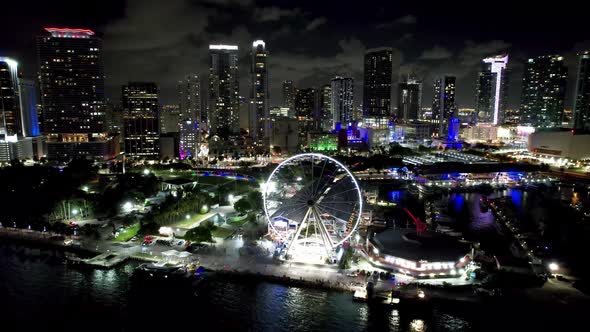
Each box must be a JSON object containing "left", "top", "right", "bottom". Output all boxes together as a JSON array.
[
  {"left": 396, "top": 14, "right": 417, "bottom": 24},
  {"left": 375, "top": 14, "right": 416, "bottom": 29},
  {"left": 419, "top": 46, "right": 452, "bottom": 60},
  {"left": 305, "top": 17, "right": 327, "bottom": 31},
  {"left": 253, "top": 6, "right": 302, "bottom": 22}
]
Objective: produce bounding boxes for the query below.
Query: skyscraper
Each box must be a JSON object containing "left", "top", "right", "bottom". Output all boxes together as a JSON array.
[
  {"left": 0, "top": 57, "right": 22, "bottom": 137},
  {"left": 250, "top": 40, "right": 270, "bottom": 148},
  {"left": 331, "top": 77, "right": 354, "bottom": 129},
  {"left": 295, "top": 88, "right": 316, "bottom": 138},
  {"left": 122, "top": 82, "right": 159, "bottom": 159},
  {"left": 37, "top": 27, "right": 116, "bottom": 160},
  {"left": 432, "top": 76, "right": 456, "bottom": 135},
  {"left": 363, "top": 48, "right": 393, "bottom": 122},
  {"left": 520, "top": 55, "right": 567, "bottom": 128},
  {"left": 397, "top": 77, "right": 422, "bottom": 122},
  {"left": 209, "top": 44, "right": 239, "bottom": 139},
  {"left": 282, "top": 80, "right": 295, "bottom": 115},
  {"left": 320, "top": 85, "right": 332, "bottom": 131},
  {"left": 18, "top": 79, "right": 40, "bottom": 137},
  {"left": 475, "top": 54, "right": 509, "bottom": 125},
  {"left": 160, "top": 104, "right": 180, "bottom": 134},
  {"left": 574, "top": 51, "right": 590, "bottom": 130},
  {"left": 178, "top": 74, "right": 200, "bottom": 159}
]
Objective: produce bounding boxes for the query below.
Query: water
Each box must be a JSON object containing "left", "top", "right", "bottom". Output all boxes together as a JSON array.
[{"left": 0, "top": 243, "right": 473, "bottom": 331}]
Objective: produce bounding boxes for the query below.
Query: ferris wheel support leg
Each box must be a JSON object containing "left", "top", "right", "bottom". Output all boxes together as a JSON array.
[
  {"left": 312, "top": 207, "right": 334, "bottom": 258},
  {"left": 285, "top": 207, "right": 312, "bottom": 259}
]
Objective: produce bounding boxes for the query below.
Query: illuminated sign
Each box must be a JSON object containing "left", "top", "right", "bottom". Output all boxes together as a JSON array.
[{"left": 209, "top": 45, "right": 238, "bottom": 50}]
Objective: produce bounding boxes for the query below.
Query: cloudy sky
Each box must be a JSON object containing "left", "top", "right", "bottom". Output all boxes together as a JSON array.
[{"left": 2, "top": 0, "right": 589, "bottom": 109}]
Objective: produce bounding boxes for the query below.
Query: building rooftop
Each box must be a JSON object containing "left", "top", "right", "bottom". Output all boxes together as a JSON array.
[{"left": 371, "top": 228, "right": 469, "bottom": 262}]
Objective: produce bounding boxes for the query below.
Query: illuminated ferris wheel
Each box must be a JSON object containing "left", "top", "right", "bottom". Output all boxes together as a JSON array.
[{"left": 263, "top": 153, "right": 363, "bottom": 263}]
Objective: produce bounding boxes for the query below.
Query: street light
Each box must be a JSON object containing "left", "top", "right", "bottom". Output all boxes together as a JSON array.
[
  {"left": 548, "top": 262, "right": 559, "bottom": 272},
  {"left": 185, "top": 214, "right": 191, "bottom": 220},
  {"left": 72, "top": 209, "right": 79, "bottom": 216},
  {"left": 143, "top": 169, "right": 150, "bottom": 175}
]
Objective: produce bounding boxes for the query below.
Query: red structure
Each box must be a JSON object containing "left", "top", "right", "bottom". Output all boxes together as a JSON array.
[{"left": 403, "top": 208, "right": 428, "bottom": 235}]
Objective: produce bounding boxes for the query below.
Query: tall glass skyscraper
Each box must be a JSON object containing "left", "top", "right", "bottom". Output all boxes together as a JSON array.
[
  {"left": 250, "top": 40, "right": 269, "bottom": 148},
  {"left": 37, "top": 27, "right": 116, "bottom": 160},
  {"left": 209, "top": 44, "right": 239, "bottom": 139},
  {"left": 574, "top": 51, "right": 590, "bottom": 130},
  {"left": 363, "top": 48, "right": 393, "bottom": 124},
  {"left": 320, "top": 85, "right": 332, "bottom": 131},
  {"left": 122, "top": 82, "right": 159, "bottom": 159},
  {"left": 519, "top": 55, "right": 567, "bottom": 128},
  {"left": 476, "top": 54, "right": 509, "bottom": 125},
  {"left": 178, "top": 74, "right": 200, "bottom": 159},
  {"left": 331, "top": 77, "right": 354, "bottom": 129}
]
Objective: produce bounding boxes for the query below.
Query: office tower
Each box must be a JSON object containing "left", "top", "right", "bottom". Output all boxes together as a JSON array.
[
  {"left": 282, "top": 80, "right": 295, "bottom": 113},
  {"left": 432, "top": 76, "right": 456, "bottom": 135},
  {"left": 475, "top": 54, "right": 509, "bottom": 125},
  {"left": 178, "top": 74, "right": 200, "bottom": 159},
  {"left": 331, "top": 77, "right": 354, "bottom": 129},
  {"left": 0, "top": 57, "right": 22, "bottom": 137},
  {"left": 520, "top": 55, "right": 567, "bottom": 128},
  {"left": 17, "top": 79, "right": 40, "bottom": 137},
  {"left": 122, "top": 82, "right": 159, "bottom": 159},
  {"left": 397, "top": 76, "right": 422, "bottom": 122},
  {"left": 270, "top": 106, "right": 290, "bottom": 118},
  {"left": 574, "top": 51, "right": 590, "bottom": 130},
  {"left": 250, "top": 40, "right": 270, "bottom": 147},
  {"left": 363, "top": 48, "right": 393, "bottom": 120},
  {"left": 209, "top": 44, "right": 239, "bottom": 139},
  {"left": 37, "top": 27, "right": 116, "bottom": 160},
  {"left": 295, "top": 88, "right": 316, "bottom": 137},
  {"left": 320, "top": 85, "right": 332, "bottom": 131}
]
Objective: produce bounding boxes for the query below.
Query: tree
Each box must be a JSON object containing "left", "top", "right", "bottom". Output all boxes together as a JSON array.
[
  {"left": 184, "top": 226, "right": 213, "bottom": 243},
  {"left": 234, "top": 198, "right": 252, "bottom": 215},
  {"left": 247, "top": 190, "right": 263, "bottom": 212}
]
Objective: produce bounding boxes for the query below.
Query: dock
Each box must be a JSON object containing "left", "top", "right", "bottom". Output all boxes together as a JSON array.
[{"left": 83, "top": 252, "right": 129, "bottom": 268}]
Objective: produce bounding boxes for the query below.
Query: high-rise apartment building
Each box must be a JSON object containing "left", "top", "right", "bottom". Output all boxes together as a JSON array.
[
  {"left": 250, "top": 40, "right": 269, "bottom": 148},
  {"left": 574, "top": 51, "right": 590, "bottom": 130},
  {"left": 331, "top": 77, "right": 354, "bottom": 129},
  {"left": 282, "top": 80, "right": 295, "bottom": 114},
  {"left": 432, "top": 76, "right": 456, "bottom": 135},
  {"left": 520, "top": 55, "right": 567, "bottom": 128},
  {"left": 209, "top": 44, "right": 239, "bottom": 139},
  {"left": 363, "top": 48, "right": 393, "bottom": 120},
  {"left": 475, "top": 54, "right": 509, "bottom": 125},
  {"left": 178, "top": 74, "right": 200, "bottom": 159},
  {"left": 397, "top": 77, "right": 422, "bottom": 122}
]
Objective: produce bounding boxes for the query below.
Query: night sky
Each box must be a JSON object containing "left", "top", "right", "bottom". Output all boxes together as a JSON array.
[{"left": 1, "top": 0, "right": 588, "bottom": 109}]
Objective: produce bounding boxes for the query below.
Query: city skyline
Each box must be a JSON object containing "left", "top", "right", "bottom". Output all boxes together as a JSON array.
[{"left": 1, "top": 1, "right": 589, "bottom": 110}]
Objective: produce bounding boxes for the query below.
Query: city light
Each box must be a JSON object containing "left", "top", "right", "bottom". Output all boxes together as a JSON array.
[
  {"left": 123, "top": 202, "right": 133, "bottom": 212},
  {"left": 72, "top": 209, "right": 79, "bottom": 216},
  {"left": 548, "top": 262, "right": 559, "bottom": 272},
  {"left": 143, "top": 169, "right": 150, "bottom": 175},
  {"left": 185, "top": 214, "right": 191, "bottom": 220}
]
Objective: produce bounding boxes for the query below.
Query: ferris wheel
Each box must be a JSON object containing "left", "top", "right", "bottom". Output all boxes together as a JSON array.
[{"left": 263, "top": 153, "right": 363, "bottom": 262}]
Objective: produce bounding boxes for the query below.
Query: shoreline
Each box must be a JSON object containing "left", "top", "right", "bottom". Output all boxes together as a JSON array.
[{"left": 0, "top": 229, "right": 484, "bottom": 304}]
